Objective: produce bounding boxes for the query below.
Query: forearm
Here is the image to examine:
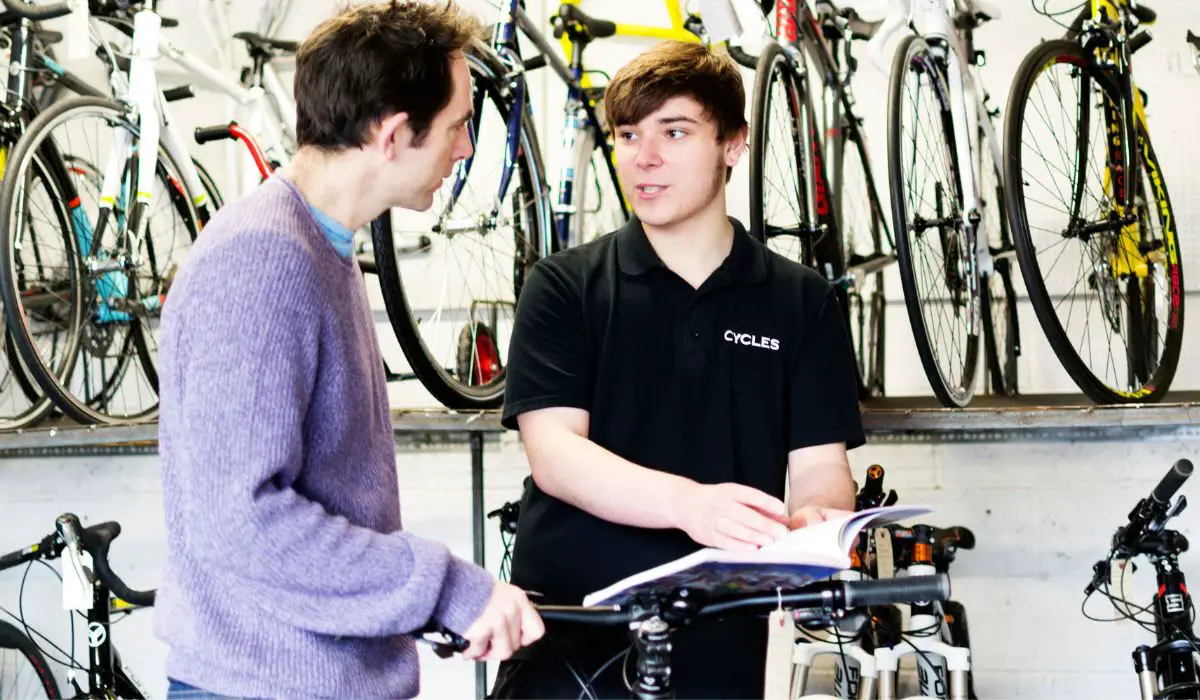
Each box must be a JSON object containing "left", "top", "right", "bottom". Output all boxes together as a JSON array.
[
  {"left": 787, "top": 451, "right": 856, "bottom": 515},
  {"left": 525, "top": 428, "right": 698, "bottom": 530}
]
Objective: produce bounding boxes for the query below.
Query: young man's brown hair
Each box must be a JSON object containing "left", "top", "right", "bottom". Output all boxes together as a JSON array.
[
  {"left": 604, "top": 41, "right": 747, "bottom": 141},
  {"left": 294, "top": 1, "right": 482, "bottom": 150}
]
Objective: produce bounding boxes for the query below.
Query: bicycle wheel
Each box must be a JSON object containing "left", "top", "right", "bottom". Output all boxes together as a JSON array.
[
  {"left": 192, "top": 157, "right": 224, "bottom": 210},
  {"left": 0, "top": 96, "right": 200, "bottom": 424},
  {"left": 371, "top": 52, "right": 549, "bottom": 409},
  {"left": 564, "top": 119, "right": 626, "bottom": 249},
  {"left": 1004, "top": 40, "right": 1183, "bottom": 403},
  {"left": 0, "top": 620, "right": 61, "bottom": 698},
  {"left": 977, "top": 126, "right": 1019, "bottom": 396},
  {"left": 749, "top": 42, "right": 818, "bottom": 265},
  {"left": 888, "top": 35, "right": 979, "bottom": 408},
  {"left": 837, "top": 128, "right": 887, "bottom": 398}
]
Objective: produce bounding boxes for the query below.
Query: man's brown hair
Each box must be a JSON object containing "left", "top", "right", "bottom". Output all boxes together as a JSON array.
[
  {"left": 294, "top": 1, "right": 481, "bottom": 151},
  {"left": 604, "top": 41, "right": 747, "bottom": 141}
]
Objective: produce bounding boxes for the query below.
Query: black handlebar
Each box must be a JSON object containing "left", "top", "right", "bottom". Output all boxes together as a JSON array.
[
  {"left": 0, "top": 514, "right": 156, "bottom": 607},
  {"left": 418, "top": 575, "right": 949, "bottom": 656},
  {"left": 1152, "top": 459, "right": 1193, "bottom": 505},
  {"left": 0, "top": 0, "right": 72, "bottom": 21},
  {"left": 194, "top": 124, "right": 234, "bottom": 145}
]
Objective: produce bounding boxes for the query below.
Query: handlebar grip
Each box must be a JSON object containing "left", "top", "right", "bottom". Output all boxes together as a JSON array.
[
  {"left": 0, "top": 0, "right": 72, "bottom": 21},
  {"left": 194, "top": 124, "right": 234, "bottom": 145},
  {"left": 76, "top": 521, "right": 157, "bottom": 608},
  {"left": 844, "top": 574, "right": 950, "bottom": 608},
  {"left": 1151, "top": 459, "right": 1193, "bottom": 505},
  {"left": 725, "top": 42, "right": 759, "bottom": 70}
]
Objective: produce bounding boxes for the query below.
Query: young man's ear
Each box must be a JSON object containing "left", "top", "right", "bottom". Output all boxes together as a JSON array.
[
  {"left": 374, "top": 112, "right": 411, "bottom": 160},
  {"left": 723, "top": 124, "right": 749, "bottom": 168}
]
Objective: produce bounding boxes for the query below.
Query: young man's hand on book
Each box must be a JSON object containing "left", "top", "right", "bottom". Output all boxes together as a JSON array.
[
  {"left": 676, "top": 482, "right": 791, "bottom": 550},
  {"left": 788, "top": 505, "right": 856, "bottom": 530}
]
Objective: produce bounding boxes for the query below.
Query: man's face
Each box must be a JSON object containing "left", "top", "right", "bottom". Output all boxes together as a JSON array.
[
  {"left": 613, "top": 95, "right": 744, "bottom": 230},
  {"left": 390, "top": 53, "right": 475, "bottom": 211}
]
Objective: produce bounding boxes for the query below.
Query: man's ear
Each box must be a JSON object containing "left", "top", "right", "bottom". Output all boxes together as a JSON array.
[
  {"left": 375, "top": 112, "right": 411, "bottom": 160},
  {"left": 724, "top": 124, "right": 749, "bottom": 168}
]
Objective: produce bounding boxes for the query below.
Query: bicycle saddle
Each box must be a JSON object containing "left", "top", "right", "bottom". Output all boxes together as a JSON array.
[
  {"left": 233, "top": 32, "right": 299, "bottom": 55},
  {"left": 551, "top": 3, "right": 616, "bottom": 42},
  {"left": 1189, "top": 30, "right": 1200, "bottom": 51}
]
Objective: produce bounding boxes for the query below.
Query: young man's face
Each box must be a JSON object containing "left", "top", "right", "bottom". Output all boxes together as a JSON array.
[
  {"left": 391, "top": 53, "right": 475, "bottom": 211},
  {"left": 613, "top": 95, "right": 745, "bottom": 230}
]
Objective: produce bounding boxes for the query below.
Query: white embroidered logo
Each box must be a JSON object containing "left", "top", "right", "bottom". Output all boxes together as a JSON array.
[{"left": 723, "top": 330, "right": 780, "bottom": 351}]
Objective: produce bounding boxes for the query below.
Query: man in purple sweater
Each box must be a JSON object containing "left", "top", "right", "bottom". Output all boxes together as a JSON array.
[{"left": 154, "top": 3, "right": 543, "bottom": 697}]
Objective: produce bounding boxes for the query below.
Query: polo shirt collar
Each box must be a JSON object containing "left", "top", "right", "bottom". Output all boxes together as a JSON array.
[{"left": 616, "top": 216, "right": 767, "bottom": 284}]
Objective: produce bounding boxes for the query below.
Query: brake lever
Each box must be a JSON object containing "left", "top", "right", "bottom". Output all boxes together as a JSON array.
[{"left": 414, "top": 623, "right": 470, "bottom": 658}]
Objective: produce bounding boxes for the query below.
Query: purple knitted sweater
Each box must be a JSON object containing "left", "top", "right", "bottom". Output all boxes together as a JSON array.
[{"left": 153, "top": 175, "right": 493, "bottom": 698}]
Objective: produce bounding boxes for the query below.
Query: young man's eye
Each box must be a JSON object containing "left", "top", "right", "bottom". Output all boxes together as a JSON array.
[
  {"left": 667, "top": 129, "right": 686, "bottom": 139},
  {"left": 618, "top": 131, "right": 637, "bottom": 142}
]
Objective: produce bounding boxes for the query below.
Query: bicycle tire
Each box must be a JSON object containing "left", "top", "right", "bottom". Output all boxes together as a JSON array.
[
  {"left": 192, "top": 157, "right": 224, "bottom": 210},
  {"left": 977, "top": 123, "right": 1019, "bottom": 397},
  {"left": 0, "top": 96, "right": 199, "bottom": 424},
  {"left": 887, "top": 34, "right": 980, "bottom": 408},
  {"left": 0, "top": 620, "right": 61, "bottom": 699},
  {"left": 370, "top": 52, "right": 550, "bottom": 409},
  {"left": 837, "top": 127, "right": 887, "bottom": 398},
  {"left": 1004, "top": 39, "right": 1183, "bottom": 404},
  {"left": 749, "top": 42, "right": 818, "bottom": 263},
  {"left": 564, "top": 122, "right": 626, "bottom": 249}
]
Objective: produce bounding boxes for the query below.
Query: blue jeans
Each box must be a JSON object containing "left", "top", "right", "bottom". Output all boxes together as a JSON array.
[{"left": 166, "top": 679, "right": 238, "bottom": 700}]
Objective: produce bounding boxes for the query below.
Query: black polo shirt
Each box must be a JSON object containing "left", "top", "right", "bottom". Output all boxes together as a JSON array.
[{"left": 501, "top": 216, "right": 865, "bottom": 604}]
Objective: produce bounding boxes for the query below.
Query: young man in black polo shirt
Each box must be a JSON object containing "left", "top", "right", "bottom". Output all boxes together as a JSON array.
[{"left": 492, "top": 40, "right": 865, "bottom": 699}]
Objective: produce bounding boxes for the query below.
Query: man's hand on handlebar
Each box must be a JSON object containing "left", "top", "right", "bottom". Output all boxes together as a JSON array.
[{"left": 460, "top": 581, "right": 545, "bottom": 661}]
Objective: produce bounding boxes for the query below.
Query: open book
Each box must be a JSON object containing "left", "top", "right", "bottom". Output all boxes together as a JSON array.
[{"left": 582, "top": 505, "right": 931, "bottom": 606}]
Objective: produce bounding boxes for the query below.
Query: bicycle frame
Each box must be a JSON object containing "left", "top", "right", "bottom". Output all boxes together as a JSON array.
[{"left": 911, "top": 0, "right": 998, "bottom": 278}]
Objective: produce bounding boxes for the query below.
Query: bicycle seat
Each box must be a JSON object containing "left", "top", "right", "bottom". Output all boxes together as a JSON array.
[
  {"left": 35, "top": 29, "right": 63, "bottom": 45},
  {"left": 841, "top": 7, "right": 882, "bottom": 41},
  {"left": 551, "top": 3, "right": 616, "bottom": 43},
  {"left": 233, "top": 32, "right": 299, "bottom": 55},
  {"left": 1132, "top": 4, "right": 1156, "bottom": 25},
  {"left": 1189, "top": 29, "right": 1200, "bottom": 50}
]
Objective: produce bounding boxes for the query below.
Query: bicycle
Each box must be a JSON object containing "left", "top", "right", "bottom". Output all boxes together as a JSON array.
[
  {"left": 0, "top": 513, "right": 156, "bottom": 699},
  {"left": 874, "top": 0, "right": 1018, "bottom": 408},
  {"left": 0, "top": 0, "right": 224, "bottom": 426},
  {"left": 1083, "top": 458, "right": 1197, "bottom": 699},
  {"left": 1004, "top": 0, "right": 1183, "bottom": 404},
  {"left": 748, "top": 0, "right": 897, "bottom": 400},
  {"left": 368, "top": 0, "right": 757, "bottom": 409},
  {"left": 421, "top": 575, "right": 951, "bottom": 700}
]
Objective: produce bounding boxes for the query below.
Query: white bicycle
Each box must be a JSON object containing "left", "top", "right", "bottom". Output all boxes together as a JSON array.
[
  {"left": 878, "top": 0, "right": 1020, "bottom": 408},
  {"left": 0, "top": 0, "right": 231, "bottom": 425}
]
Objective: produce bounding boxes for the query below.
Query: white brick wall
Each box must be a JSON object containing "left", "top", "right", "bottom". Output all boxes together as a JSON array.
[{"left": 3, "top": 436, "right": 1198, "bottom": 698}]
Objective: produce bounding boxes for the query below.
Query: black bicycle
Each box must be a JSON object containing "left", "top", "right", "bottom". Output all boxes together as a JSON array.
[
  {"left": 1085, "top": 458, "right": 1198, "bottom": 699},
  {"left": 421, "top": 574, "right": 949, "bottom": 700},
  {"left": 0, "top": 513, "right": 156, "bottom": 699}
]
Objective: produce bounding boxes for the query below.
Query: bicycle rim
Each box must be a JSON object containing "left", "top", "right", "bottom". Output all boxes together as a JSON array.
[
  {"left": 888, "top": 36, "right": 979, "bottom": 407},
  {"left": 750, "top": 42, "right": 816, "bottom": 262},
  {"left": 567, "top": 126, "right": 626, "bottom": 249},
  {"left": 371, "top": 54, "right": 548, "bottom": 409},
  {"left": 838, "top": 131, "right": 887, "bottom": 398},
  {"left": 0, "top": 621, "right": 61, "bottom": 699},
  {"left": 1005, "top": 41, "right": 1183, "bottom": 403}
]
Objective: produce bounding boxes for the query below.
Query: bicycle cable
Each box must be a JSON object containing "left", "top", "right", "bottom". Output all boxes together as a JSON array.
[{"left": 1030, "top": 0, "right": 1087, "bottom": 31}]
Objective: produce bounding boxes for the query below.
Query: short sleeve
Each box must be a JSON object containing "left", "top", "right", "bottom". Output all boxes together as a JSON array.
[
  {"left": 787, "top": 290, "right": 866, "bottom": 451},
  {"left": 501, "top": 260, "right": 592, "bottom": 429}
]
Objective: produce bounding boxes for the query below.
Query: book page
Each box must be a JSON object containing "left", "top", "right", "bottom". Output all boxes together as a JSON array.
[{"left": 581, "top": 505, "right": 932, "bottom": 606}]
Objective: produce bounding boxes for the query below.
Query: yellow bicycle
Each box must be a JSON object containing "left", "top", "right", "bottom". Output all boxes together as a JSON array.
[{"left": 1004, "top": 0, "right": 1183, "bottom": 404}]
